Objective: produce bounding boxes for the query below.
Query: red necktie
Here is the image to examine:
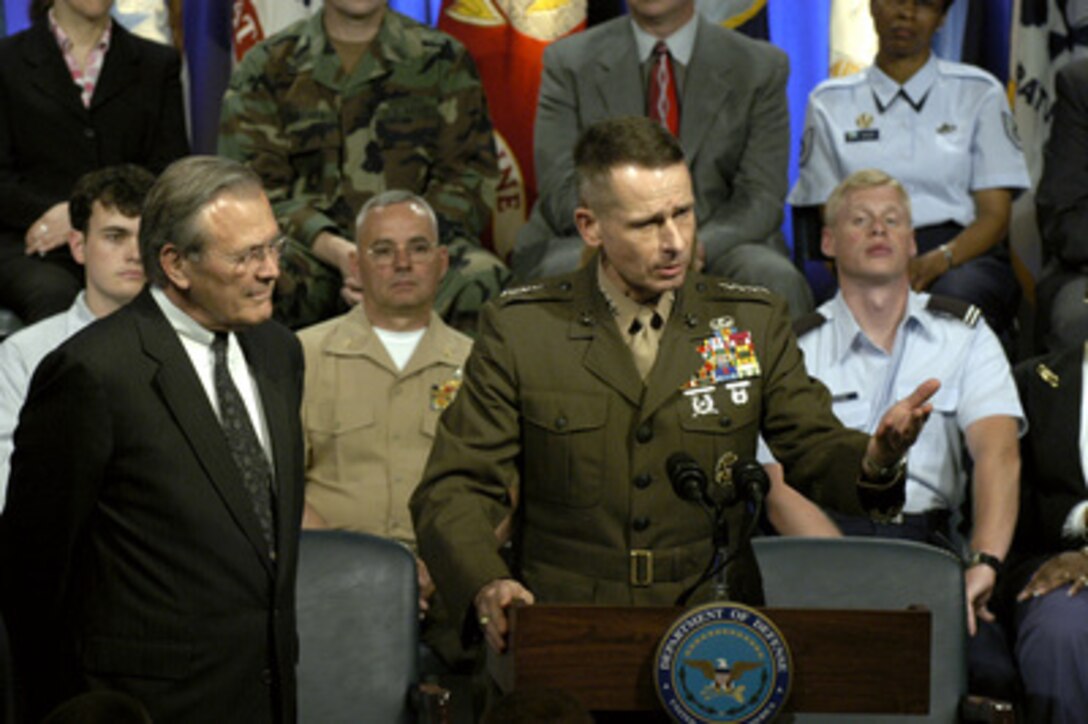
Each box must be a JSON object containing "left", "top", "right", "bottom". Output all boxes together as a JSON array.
[{"left": 648, "top": 41, "right": 680, "bottom": 136}]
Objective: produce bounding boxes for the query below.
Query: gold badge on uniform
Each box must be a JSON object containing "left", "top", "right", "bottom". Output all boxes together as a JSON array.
[
  {"left": 856, "top": 112, "right": 874, "bottom": 129},
  {"left": 1035, "top": 363, "right": 1060, "bottom": 389},
  {"left": 936, "top": 122, "right": 957, "bottom": 134},
  {"left": 430, "top": 370, "right": 463, "bottom": 411}
]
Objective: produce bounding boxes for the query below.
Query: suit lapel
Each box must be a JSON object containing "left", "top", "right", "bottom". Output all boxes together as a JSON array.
[
  {"left": 642, "top": 279, "right": 705, "bottom": 420},
  {"left": 593, "top": 25, "right": 645, "bottom": 119},
  {"left": 133, "top": 293, "right": 276, "bottom": 576},
  {"left": 90, "top": 24, "right": 137, "bottom": 110},
  {"left": 680, "top": 18, "right": 733, "bottom": 164},
  {"left": 571, "top": 265, "right": 644, "bottom": 407},
  {"left": 23, "top": 22, "right": 87, "bottom": 121},
  {"left": 1037, "top": 348, "right": 1086, "bottom": 487}
]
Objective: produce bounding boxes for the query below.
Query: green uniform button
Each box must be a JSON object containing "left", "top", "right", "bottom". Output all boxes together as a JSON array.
[
  {"left": 632, "top": 517, "right": 650, "bottom": 532},
  {"left": 634, "top": 474, "right": 652, "bottom": 489},
  {"left": 636, "top": 422, "right": 653, "bottom": 443}
]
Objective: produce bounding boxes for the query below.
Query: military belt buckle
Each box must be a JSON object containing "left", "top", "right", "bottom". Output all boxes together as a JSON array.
[{"left": 630, "top": 549, "right": 653, "bottom": 587}]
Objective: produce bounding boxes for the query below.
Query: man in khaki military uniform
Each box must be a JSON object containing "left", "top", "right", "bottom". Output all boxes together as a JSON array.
[
  {"left": 411, "top": 117, "right": 938, "bottom": 654},
  {"left": 298, "top": 190, "right": 471, "bottom": 661}
]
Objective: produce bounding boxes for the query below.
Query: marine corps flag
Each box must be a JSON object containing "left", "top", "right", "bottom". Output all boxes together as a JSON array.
[{"left": 439, "top": 0, "right": 586, "bottom": 260}]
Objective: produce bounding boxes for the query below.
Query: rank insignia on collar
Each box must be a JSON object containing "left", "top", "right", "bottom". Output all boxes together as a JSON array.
[
  {"left": 683, "top": 327, "right": 761, "bottom": 390},
  {"left": 430, "top": 371, "right": 463, "bottom": 411}
]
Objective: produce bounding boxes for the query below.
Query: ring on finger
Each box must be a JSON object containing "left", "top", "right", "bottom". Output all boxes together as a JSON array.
[{"left": 478, "top": 614, "right": 491, "bottom": 627}]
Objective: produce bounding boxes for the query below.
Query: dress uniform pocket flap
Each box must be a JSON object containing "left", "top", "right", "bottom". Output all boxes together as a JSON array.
[
  {"left": 305, "top": 398, "right": 376, "bottom": 435},
  {"left": 677, "top": 385, "right": 759, "bottom": 433},
  {"left": 81, "top": 636, "right": 192, "bottom": 680},
  {"left": 523, "top": 391, "right": 607, "bottom": 433}
]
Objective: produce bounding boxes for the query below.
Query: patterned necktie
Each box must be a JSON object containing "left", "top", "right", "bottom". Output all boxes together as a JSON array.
[
  {"left": 212, "top": 333, "right": 276, "bottom": 557},
  {"left": 648, "top": 40, "right": 680, "bottom": 135}
]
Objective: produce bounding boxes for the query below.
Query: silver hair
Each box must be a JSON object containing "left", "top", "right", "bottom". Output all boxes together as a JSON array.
[
  {"left": 140, "top": 156, "right": 265, "bottom": 287},
  {"left": 354, "top": 190, "right": 439, "bottom": 241}
]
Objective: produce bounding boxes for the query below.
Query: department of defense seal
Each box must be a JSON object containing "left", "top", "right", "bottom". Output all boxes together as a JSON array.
[{"left": 654, "top": 603, "right": 792, "bottom": 723}]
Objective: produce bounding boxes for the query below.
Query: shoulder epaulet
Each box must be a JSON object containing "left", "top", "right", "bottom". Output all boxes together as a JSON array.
[
  {"left": 925, "top": 295, "right": 981, "bottom": 327},
  {"left": 702, "top": 278, "right": 773, "bottom": 303},
  {"left": 811, "top": 73, "right": 864, "bottom": 96},
  {"left": 792, "top": 311, "right": 828, "bottom": 338},
  {"left": 934, "top": 57, "right": 1001, "bottom": 86},
  {"left": 497, "top": 279, "right": 575, "bottom": 306}
]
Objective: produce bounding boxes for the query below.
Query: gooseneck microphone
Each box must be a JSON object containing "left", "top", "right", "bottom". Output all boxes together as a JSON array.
[
  {"left": 731, "top": 459, "right": 770, "bottom": 509},
  {"left": 666, "top": 452, "right": 711, "bottom": 506}
]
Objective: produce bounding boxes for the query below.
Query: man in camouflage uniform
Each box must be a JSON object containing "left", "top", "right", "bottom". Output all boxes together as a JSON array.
[{"left": 219, "top": 0, "right": 508, "bottom": 331}]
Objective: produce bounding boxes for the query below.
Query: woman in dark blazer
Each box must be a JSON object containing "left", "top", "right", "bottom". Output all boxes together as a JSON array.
[{"left": 0, "top": 0, "right": 188, "bottom": 323}]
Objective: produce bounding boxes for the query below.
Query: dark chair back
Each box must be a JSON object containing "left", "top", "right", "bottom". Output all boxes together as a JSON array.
[
  {"left": 753, "top": 536, "right": 967, "bottom": 723},
  {"left": 296, "top": 530, "right": 419, "bottom": 724}
]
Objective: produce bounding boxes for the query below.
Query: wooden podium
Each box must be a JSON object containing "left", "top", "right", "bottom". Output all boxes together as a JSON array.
[{"left": 487, "top": 604, "right": 930, "bottom": 716}]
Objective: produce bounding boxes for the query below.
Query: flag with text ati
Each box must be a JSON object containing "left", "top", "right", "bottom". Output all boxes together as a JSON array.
[{"left": 1009, "top": 0, "right": 1088, "bottom": 290}]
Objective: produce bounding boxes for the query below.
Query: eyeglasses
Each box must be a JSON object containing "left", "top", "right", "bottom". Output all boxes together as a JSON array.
[
  {"left": 364, "top": 238, "right": 438, "bottom": 268},
  {"left": 201, "top": 236, "right": 287, "bottom": 271}
]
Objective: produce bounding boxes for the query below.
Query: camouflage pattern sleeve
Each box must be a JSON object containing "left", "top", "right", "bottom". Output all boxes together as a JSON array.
[
  {"left": 217, "top": 31, "right": 340, "bottom": 248},
  {"left": 417, "top": 33, "right": 499, "bottom": 247}
]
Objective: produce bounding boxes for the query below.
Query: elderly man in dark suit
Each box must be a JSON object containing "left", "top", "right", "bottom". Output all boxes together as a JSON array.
[
  {"left": 0, "top": 156, "right": 304, "bottom": 723},
  {"left": 0, "top": 0, "right": 188, "bottom": 324},
  {"left": 513, "top": 0, "right": 811, "bottom": 317}
]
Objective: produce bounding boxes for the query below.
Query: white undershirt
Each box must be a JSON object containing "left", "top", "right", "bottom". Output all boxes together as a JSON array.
[
  {"left": 150, "top": 287, "right": 273, "bottom": 460},
  {"left": 373, "top": 326, "right": 425, "bottom": 371}
]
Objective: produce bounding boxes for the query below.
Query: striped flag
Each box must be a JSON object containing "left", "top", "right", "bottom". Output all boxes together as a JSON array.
[
  {"left": 438, "top": 0, "right": 587, "bottom": 260},
  {"left": 1008, "top": 0, "right": 1088, "bottom": 286}
]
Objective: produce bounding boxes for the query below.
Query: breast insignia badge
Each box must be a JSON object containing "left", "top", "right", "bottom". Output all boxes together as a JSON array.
[
  {"left": 430, "top": 369, "right": 463, "bottom": 411},
  {"left": 655, "top": 603, "right": 792, "bottom": 723}
]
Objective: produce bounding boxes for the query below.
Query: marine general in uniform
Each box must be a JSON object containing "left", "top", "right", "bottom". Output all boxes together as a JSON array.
[{"left": 410, "top": 116, "right": 938, "bottom": 653}]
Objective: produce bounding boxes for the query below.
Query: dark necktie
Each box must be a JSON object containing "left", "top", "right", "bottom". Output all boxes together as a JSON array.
[
  {"left": 648, "top": 40, "right": 680, "bottom": 135},
  {"left": 212, "top": 332, "right": 276, "bottom": 556}
]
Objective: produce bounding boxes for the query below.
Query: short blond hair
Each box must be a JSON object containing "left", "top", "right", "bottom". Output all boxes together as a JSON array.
[{"left": 823, "top": 169, "right": 912, "bottom": 226}]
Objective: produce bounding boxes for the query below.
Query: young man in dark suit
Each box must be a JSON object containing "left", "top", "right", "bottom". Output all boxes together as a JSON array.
[{"left": 0, "top": 156, "right": 304, "bottom": 723}]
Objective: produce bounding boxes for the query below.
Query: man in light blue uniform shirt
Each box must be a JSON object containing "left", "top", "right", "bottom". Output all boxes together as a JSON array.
[
  {"left": 0, "top": 165, "right": 152, "bottom": 508},
  {"left": 764, "top": 169, "right": 1023, "bottom": 697},
  {"left": 790, "top": 0, "right": 1029, "bottom": 334}
]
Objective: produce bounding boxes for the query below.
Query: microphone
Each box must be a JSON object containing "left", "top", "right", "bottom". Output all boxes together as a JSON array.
[
  {"left": 666, "top": 452, "right": 710, "bottom": 506},
  {"left": 731, "top": 459, "right": 770, "bottom": 507}
]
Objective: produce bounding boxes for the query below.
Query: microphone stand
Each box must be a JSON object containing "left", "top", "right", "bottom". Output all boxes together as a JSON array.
[{"left": 710, "top": 504, "right": 730, "bottom": 600}]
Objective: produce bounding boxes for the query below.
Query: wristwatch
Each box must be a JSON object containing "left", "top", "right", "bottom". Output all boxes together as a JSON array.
[
  {"left": 967, "top": 551, "right": 1003, "bottom": 576},
  {"left": 861, "top": 456, "right": 907, "bottom": 487}
]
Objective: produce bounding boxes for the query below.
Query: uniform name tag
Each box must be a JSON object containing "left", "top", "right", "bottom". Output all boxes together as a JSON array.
[{"left": 845, "top": 129, "right": 880, "bottom": 143}]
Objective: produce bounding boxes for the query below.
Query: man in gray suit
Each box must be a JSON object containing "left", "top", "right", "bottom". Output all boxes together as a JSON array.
[{"left": 513, "top": 0, "right": 812, "bottom": 317}]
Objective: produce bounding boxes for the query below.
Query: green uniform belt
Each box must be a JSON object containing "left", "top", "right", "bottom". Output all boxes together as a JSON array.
[{"left": 523, "top": 532, "right": 708, "bottom": 587}]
